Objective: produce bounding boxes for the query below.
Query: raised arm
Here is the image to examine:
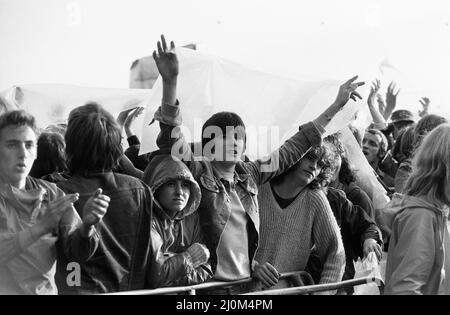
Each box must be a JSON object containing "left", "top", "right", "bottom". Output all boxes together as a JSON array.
[
  {"left": 367, "top": 79, "right": 387, "bottom": 129},
  {"left": 385, "top": 81, "right": 400, "bottom": 120},
  {"left": 153, "top": 35, "right": 178, "bottom": 107},
  {"left": 247, "top": 76, "right": 365, "bottom": 185}
]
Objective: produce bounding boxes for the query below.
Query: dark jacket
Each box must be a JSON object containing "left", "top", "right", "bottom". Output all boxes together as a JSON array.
[
  {"left": 124, "top": 135, "right": 154, "bottom": 171},
  {"left": 56, "top": 172, "right": 154, "bottom": 294},
  {"left": 344, "top": 183, "right": 375, "bottom": 219},
  {"left": 326, "top": 187, "right": 382, "bottom": 281},
  {"left": 154, "top": 101, "right": 323, "bottom": 273},
  {"left": 143, "top": 155, "right": 212, "bottom": 287}
]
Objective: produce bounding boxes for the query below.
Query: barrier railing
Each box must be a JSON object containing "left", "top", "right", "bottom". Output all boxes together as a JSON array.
[
  {"left": 242, "top": 276, "right": 384, "bottom": 295},
  {"left": 105, "top": 271, "right": 314, "bottom": 295}
]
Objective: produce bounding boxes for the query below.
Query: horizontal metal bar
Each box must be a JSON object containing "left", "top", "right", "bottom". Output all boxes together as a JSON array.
[
  {"left": 242, "top": 277, "right": 384, "bottom": 295},
  {"left": 104, "top": 271, "right": 311, "bottom": 295}
]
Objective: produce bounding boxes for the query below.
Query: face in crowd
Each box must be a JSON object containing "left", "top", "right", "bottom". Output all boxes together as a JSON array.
[
  {"left": 292, "top": 155, "right": 323, "bottom": 187},
  {"left": 203, "top": 126, "right": 246, "bottom": 164},
  {"left": 0, "top": 124, "right": 37, "bottom": 188},
  {"left": 157, "top": 179, "right": 191, "bottom": 218},
  {"left": 362, "top": 131, "right": 384, "bottom": 165}
]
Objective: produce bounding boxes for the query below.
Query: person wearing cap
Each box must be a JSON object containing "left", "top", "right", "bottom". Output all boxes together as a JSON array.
[{"left": 390, "top": 109, "right": 415, "bottom": 140}]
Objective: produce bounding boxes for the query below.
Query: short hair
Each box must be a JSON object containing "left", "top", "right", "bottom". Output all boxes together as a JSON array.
[
  {"left": 0, "top": 110, "right": 38, "bottom": 137},
  {"left": 201, "top": 112, "right": 246, "bottom": 150},
  {"left": 29, "top": 132, "right": 68, "bottom": 178},
  {"left": 65, "top": 102, "right": 123, "bottom": 174},
  {"left": 366, "top": 129, "right": 388, "bottom": 158},
  {"left": 404, "top": 124, "right": 450, "bottom": 207}
]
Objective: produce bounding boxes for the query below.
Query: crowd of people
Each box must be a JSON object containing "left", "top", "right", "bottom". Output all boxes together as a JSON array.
[{"left": 1, "top": 35, "right": 449, "bottom": 295}]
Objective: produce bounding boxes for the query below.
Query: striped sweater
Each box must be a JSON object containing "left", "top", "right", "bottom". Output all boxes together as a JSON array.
[{"left": 255, "top": 183, "right": 345, "bottom": 286}]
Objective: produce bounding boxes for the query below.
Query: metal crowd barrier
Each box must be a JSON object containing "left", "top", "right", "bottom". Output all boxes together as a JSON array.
[
  {"left": 105, "top": 271, "right": 314, "bottom": 295},
  {"left": 243, "top": 276, "right": 385, "bottom": 295}
]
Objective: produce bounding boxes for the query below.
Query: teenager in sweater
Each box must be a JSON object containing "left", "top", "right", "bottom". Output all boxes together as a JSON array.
[
  {"left": 151, "top": 35, "right": 363, "bottom": 292},
  {"left": 254, "top": 145, "right": 345, "bottom": 292}
]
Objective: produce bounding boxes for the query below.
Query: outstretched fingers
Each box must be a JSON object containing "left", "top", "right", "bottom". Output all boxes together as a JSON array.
[
  {"left": 157, "top": 41, "right": 163, "bottom": 57},
  {"left": 344, "top": 75, "right": 359, "bottom": 85},
  {"left": 161, "top": 34, "right": 168, "bottom": 52}
]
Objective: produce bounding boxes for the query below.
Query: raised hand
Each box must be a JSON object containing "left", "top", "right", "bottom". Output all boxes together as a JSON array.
[
  {"left": 153, "top": 34, "right": 178, "bottom": 83},
  {"left": 117, "top": 110, "right": 131, "bottom": 129},
  {"left": 385, "top": 81, "right": 400, "bottom": 119},
  {"left": 314, "top": 75, "right": 365, "bottom": 129},
  {"left": 82, "top": 188, "right": 109, "bottom": 227},
  {"left": 419, "top": 97, "right": 430, "bottom": 118},
  {"left": 124, "top": 107, "right": 145, "bottom": 130},
  {"left": 377, "top": 94, "right": 386, "bottom": 117},
  {"left": 367, "top": 79, "right": 381, "bottom": 108},
  {"left": 334, "top": 75, "right": 365, "bottom": 107}
]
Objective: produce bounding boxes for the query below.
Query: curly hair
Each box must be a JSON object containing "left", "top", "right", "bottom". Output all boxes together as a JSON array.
[
  {"left": 272, "top": 144, "right": 331, "bottom": 189},
  {"left": 324, "top": 133, "right": 357, "bottom": 186},
  {"left": 307, "top": 143, "right": 338, "bottom": 189}
]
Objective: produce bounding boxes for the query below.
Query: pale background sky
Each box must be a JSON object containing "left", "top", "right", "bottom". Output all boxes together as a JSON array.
[{"left": 1, "top": 0, "right": 450, "bottom": 116}]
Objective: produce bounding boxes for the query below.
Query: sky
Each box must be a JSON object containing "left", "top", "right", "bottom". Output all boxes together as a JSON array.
[{"left": 1, "top": 0, "right": 450, "bottom": 116}]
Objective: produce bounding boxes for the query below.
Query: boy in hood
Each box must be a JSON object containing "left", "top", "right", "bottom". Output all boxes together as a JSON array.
[{"left": 143, "top": 155, "right": 212, "bottom": 288}]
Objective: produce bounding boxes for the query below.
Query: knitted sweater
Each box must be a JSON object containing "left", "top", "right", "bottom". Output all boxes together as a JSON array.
[{"left": 255, "top": 183, "right": 345, "bottom": 285}]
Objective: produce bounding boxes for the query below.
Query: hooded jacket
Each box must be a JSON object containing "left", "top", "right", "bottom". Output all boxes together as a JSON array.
[
  {"left": 385, "top": 195, "right": 450, "bottom": 295},
  {"left": 143, "top": 155, "right": 212, "bottom": 288}
]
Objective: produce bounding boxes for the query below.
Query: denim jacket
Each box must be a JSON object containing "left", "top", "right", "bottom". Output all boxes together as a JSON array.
[
  {"left": 153, "top": 102, "right": 323, "bottom": 272},
  {"left": 56, "top": 172, "right": 154, "bottom": 294}
]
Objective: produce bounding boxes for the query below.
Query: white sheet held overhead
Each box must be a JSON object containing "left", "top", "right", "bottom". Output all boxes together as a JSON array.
[
  {"left": 140, "top": 47, "right": 371, "bottom": 160},
  {"left": 0, "top": 85, "right": 153, "bottom": 129}
]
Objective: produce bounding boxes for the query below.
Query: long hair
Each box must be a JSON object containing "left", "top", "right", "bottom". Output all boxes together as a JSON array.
[
  {"left": 65, "top": 102, "right": 123, "bottom": 175},
  {"left": 404, "top": 124, "right": 450, "bottom": 207},
  {"left": 271, "top": 145, "right": 332, "bottom": 189},
  {"left": 324, "top": 133, "right": 357, "bottom": 186}
]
